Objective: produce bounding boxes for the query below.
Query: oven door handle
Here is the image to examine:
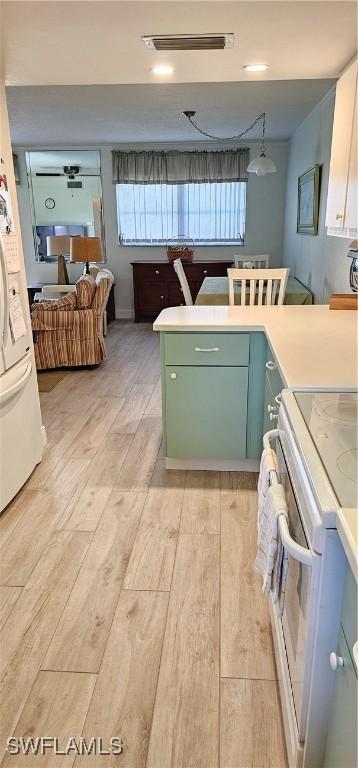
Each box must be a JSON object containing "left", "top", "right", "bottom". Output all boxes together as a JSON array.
[
  {"left": 263, "top": 429, "right": 314, "bottom": 567},
  {"left": 278, "top": 513, "right": 313, "bottom": 566},
  {"left": 263, "top": 428, "right": 279, "bottom": 450}
]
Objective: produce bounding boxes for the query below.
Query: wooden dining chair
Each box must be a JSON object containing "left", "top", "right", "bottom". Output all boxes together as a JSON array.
[
  {"left": 173, "top": 258, "right": 193, "bottom": 306},
  {"left": 227, "top": 268, "right": 289, "bottom": 306},
  {"left": 234, "top": 254, "right": 270, "bottom": 269}
]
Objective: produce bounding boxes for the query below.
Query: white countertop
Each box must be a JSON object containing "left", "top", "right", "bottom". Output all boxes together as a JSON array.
[
  {"left": 153, "top": 305, "right": 358, "bottom": 390},
  {"left": 154, "top": 304, "right": 358, "bottom": 569}
]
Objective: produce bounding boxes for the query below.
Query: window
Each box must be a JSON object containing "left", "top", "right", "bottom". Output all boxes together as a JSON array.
[{"left": 116, "top": 181, "right": 246, "bottom": 245}]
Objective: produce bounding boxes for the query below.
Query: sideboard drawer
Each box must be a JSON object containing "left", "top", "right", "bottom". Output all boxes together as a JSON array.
[
  {"left": 184, "top": 262, "right": 230, "bottom": 280},
  {"left": 133, "top": 263, "right": 171, "bottom": 280},
  {"left": 164, "top": 332, "right": 250, "bottom": 366}
]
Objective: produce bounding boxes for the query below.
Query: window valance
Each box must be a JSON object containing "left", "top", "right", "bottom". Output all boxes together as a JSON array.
[{"left": 112, "top": 148, "right": 249, "bottom": 184}]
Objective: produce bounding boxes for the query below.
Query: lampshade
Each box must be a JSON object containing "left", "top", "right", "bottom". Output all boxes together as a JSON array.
[
  {"left": 247, "top": 152, "right": 277, "bottom": 176},
  {"left": 46, "top": 235, "right": 71, "bottom": 257},
  {"left": 70, "top": 236, "right": 103, "bottom": 264}
]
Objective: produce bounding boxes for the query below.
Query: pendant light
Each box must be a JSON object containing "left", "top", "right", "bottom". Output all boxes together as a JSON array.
[
  {"left": 182, "top": 110, "right": 277, "bottom": 176},
  {"left": 247, "top": 113, "right": 277, "bottom": 176}
]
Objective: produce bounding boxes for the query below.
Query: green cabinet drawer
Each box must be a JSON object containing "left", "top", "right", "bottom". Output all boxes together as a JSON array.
[
  {"left": 164, "top": 332, "right": 249, "bottom": 367},
  {"left": 341, "top": 564, "right": 357, "bottom": 662},
  {"left": 324, "top": 626, "right": 357, "bottom": 768},
  {"left": 165, "top": 365, "right": 248, "bottom": 459}
]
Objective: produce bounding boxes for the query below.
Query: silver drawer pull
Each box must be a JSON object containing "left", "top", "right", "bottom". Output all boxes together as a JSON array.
[
  {"left": 266, "top": 360, "right": 276, "bottom": 371},
  {"left": 155, "top": 270, "right": 160, "bottom": 275},
  {"left": 194, "top": 346, "right": 220, "bottom": 352}
]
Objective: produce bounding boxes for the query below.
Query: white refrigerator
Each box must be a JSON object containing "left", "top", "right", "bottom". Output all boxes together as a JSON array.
[{"left": 0, "top": 92, "right": 43, "bottom": 513}]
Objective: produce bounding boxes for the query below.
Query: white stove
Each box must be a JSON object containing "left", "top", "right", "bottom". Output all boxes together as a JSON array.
[
  {"left": 294, "top": 391, "right": 358, "bottom": 511},
  {"left": 265, "top": 389, "right": 358, "bottom": 768}
]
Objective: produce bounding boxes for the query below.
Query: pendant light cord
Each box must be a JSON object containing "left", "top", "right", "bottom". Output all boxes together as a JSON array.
[
  {"left": 260, "top": 112, "right": 266, "bottom": 153},
  {"left": 183, "top": 110, "right": 267, "bottom": 144}
]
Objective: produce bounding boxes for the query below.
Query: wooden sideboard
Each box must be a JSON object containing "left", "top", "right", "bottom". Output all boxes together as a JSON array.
[{"left": 131, "top": 260, "right": 233, "bottom": 321}]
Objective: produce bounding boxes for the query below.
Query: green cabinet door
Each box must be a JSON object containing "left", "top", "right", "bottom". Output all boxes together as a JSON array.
[
  {"left": 324, "top": 626, "right": 358, "bottom": 768},
  {"left": 263, "top": 370, "right": 273, "bottom": 436},
  {"left": 165, "top": 366, "right": 248, "bottom": 460},
  {"left": 266, "top": 346, "right": 284, "bottom": 400}
]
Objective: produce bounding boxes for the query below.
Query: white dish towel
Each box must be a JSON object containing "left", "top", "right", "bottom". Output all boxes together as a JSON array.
[
  {"left": 257, "top": 447, "right": 278, "bottom": 501},
  {"left": 255, "top": 453, "right": 288, "bottom": 599}
]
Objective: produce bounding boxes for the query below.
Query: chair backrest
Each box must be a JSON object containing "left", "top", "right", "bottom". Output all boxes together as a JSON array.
[
  {"left": 173, "top": 259, "right": 193, "bottom": 306},
  {"left": 234, "top": 254, "right": 270, "bottom": 269},
  {"left": 91, "top": 269, "right": 114, "bottom": 318},
  {"left": 227, "top": 268, "right": 289, "bottom": 307}
]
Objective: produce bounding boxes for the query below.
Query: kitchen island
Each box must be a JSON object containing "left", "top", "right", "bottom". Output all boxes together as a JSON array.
[
  {"left": 154, "top": 304, "right": 357, "bottom": 561},
  {"left": 154, "top": 305, "right": 357, "bottom": 468},
  {"left": 154, "top": 304, "right": 357, "bottom": 390}
]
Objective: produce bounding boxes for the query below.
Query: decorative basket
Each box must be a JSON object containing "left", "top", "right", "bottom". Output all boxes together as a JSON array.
[{"left": 166, "top": 236, "right": 194, "bottom": 263}]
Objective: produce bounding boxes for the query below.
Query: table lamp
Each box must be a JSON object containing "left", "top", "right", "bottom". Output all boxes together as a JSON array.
[
  {"left": 46, "top": 235, "right": 71, "bottom": 284},
  {"left": 70, "top": 236, "right": 103, "bottom": 274}
]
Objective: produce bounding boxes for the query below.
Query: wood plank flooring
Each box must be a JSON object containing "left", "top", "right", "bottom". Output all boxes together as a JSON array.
[{"left": 0, "top": 321, "right": 287, "bottom": 767}]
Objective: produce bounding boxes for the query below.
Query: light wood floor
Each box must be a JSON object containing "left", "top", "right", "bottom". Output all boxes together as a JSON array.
[{"left": 0, "top": 322, "right": 288, "bottom": 768}]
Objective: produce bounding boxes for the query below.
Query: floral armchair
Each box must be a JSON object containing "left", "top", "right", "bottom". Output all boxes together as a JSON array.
[{"left": 31, "top": 270, "right": 114, "bottom": 370}]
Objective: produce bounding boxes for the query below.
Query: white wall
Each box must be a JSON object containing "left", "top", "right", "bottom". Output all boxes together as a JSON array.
[
  {"left": 282, "top": 90, "right": 352, "bottom": 303},
  {"left": 15, "top": 141, "right": 288, "bottom": 317},
  {"left": 31, "top": 175, "right": 101, "bottom": 232}
]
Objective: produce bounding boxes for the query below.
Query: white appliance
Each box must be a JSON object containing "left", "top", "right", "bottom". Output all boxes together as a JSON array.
[
  {"left": 262, "top": 390, "right": 357, "bottom": 768},
  {"left": 0, "top": 232, "right": 43, "bottom": 512}
]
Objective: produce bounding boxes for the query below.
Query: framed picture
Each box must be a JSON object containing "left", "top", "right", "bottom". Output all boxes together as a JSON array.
[{"left": 297, "top": 164, "right": 321, "bottom": 235}]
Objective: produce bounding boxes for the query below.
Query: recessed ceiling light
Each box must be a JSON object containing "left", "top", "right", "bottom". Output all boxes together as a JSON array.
[
  {"left": 151, "top": 64, "right": 174, "bottom": 76},
  {"left": 242, "top": 64, "right": 269, "bottom": 72}
]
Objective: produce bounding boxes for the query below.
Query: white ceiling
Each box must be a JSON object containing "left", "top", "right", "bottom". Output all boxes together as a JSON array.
[
  {"left": 2, "top": 1, "right": 356, "bottom": 86},
  {"left": 7, "top": 79, "right": 335, "bottom": 145}
]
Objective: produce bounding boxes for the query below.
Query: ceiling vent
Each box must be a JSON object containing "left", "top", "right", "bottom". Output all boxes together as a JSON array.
[{"left": 142, "top": 33, "right": 234, "bottom": 51}]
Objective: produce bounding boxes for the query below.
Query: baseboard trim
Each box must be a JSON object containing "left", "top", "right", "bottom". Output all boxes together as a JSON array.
[
  {"left": 164, "top": 457, "right": 260, "bottom": 471},
  {"left": 115, "top": 309, "right": 135, "bottom": 319}
]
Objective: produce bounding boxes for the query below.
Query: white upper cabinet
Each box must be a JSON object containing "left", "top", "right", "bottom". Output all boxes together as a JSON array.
[{"left": 326, "top": 59, "right": 358, "bottom": 238}]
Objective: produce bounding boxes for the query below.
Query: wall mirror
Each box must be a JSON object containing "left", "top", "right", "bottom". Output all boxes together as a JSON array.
[{"left": 26, "top": 149, "right": 105, "bottom": 262}]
